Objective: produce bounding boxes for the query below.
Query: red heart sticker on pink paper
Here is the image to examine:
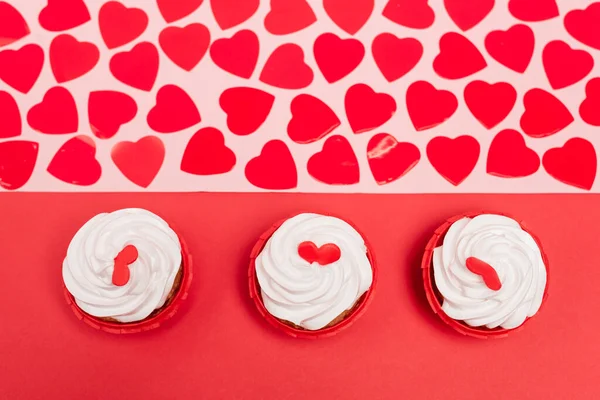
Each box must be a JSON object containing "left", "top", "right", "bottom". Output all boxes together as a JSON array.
[
  {"left": 580, "top": 78, "right": 600, "bottom": 127},
  {"left": 260, "top": 44, "right": 313, "bottom": 89},
  {"left": 264, "top": 0, "right": 316, "bottom": 35},
  {"left": 0, "top": 44, "right": 44, "bottom": 94},
  {"left": 345, "top": 84, "right": 396, "bottom": 134},
  {"left": 147, "top": 85, "right": 201, "bottom": 133},
  {"left": 50, "top": 34, "right": 99, "bottom": 83},
  {"left": 427, "top": 136, "right": 480, "bottom": 186},
  {"left": 308, "top": 135, "right": 359, "bottom": 185},
  {"left": 88, "top": 91, "right": 137, "bottom": 140},
  {"left": 298, "top": 241, "right": 341, "bottom": 265},
  {"left": 372, "top": 33, "right": 423, "bottom": 82},
  {"left": 159, "top": 24, "right": 210, "bottom": 72},
  {"left": 485, "top": 24, "right": 534, "bottom": 73},
  {"left": 211, "top": 0, "right": 259, "bottom": 30},
  {"left": 508, "top": 0, "right": 559, "bottom": 22},
  {"left": 112, "top": 245, "right": 138, "bottom": 286},
  {"left": 210, "top": 30, "right": 259, "bottom": 79},
  {"left": 0, "top": 91, "right": 21, "bottom": 138},
  {"left": 487, "top": 129, "right": 540, "bottom": 178},
  {"left": 466, "top": 257, "right": 502, "bottom": 291},
  {"left": 382, "top": 0, "right": 434, "bottom": 29},
  {"left": 288, "top": 94, "right": 340, "bottom": 144},
  {"left": 324, "top": 0, "right": 374, "bottom": 35},
  {"left": 564, "top": 3, "right": 600, "bottom": 51},
  {"left": 444, "top": 0, "right": 494, "bottom": 31},
  {"left": 246, "top": 140, "right": 297, "bottom": 190},
  {"left": 464, "top": 81, "right": 517, "bottom": 129},
  {"left": 367, "top": 133, "right": 420, "bottom": 185},
  {"left": 99, "top": 1, "right": 148, "bottom": 49},
  {"left": 27, "top": 87, "right": 78, "bottom": 134},
  {"left": 0, "top": 140, "right": 38, "bottom": 190},
  {"left": 434, "top": 32, "right": 487, "bottom": 79},
  {"left": 181, "top": 127, "right": 236, "bottom": 176},
  {"left": 543, "top": 138, "right": 597, "bottom": 191},
  {"left": 110, "top": 42, "right": 159, "bottom": 91},
  {"left": 158, "top": 0, "right": 203, "bottom": 23},
  {"left": 220, "top": 87, "right": 274, "bottom": 136},
  {"left": 542, "top": 41, "right": 594, "bottom": 90},
  {"left": 47, "top": 136, "right": 101, "bottom": 186},
  {"left": 39, "top": 0, "right": 91, "bottom": 32},
  {"left": 0, "top": 1, "right": 30, "bottom": 47},
  {"left": 520, "top": 89, "right": 573, "bottom": 138},
  {"left": 314, "top": 33, "right": 364, "bottom": 83},
  {"left": 406, "top": 81, "right": 458, "bottom": 131},
  {"left": 111, "top": 136, "right": 165, "bottom": 188}
]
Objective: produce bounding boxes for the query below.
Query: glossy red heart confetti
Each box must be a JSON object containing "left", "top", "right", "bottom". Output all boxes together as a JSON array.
[
  {"left": 210, "top": 30, "right": 259, "bottom": 79},
  {"left": 580, "top": 78, "right": 600, "bottom": 126},
  {"left": 220, "top": 87, "right": 274, "bottom": 136},
  {"left": 264, "top": 0, "right": 316, "bottom": 35},
  {"left": 464, "top": 80, "right": 517, "bottom": 129},
  {"left": 159, "top": 23, "right": 210, "bottom": 71},
  {"left": 520, "top": 89, "right": 573, "bottom": 138},
  {"left": 112, "top": 245, "right": 138, "bottom": 286},
  {"left": 0, "top": 91, "right": 21, "bottom": 138},
  {"left": 88, "top": 91, "right": 137, "bottom": 140},
  {"left": 112, "top": 136, "right": 165, "bottom": 188},
  {"left": 324, "top": 0, "right": 374, "bottom": 34},
  {"left": 181, "top": 127, "right": 236, "bottom": 175},
  {"left": 427, "top": 136, "right": 480, "bottom": 186},
  {"left": 345, "top": 84, "right": 396, "bottom": 134},
  {"left": 260, "top": 44, "right": 313, "bottom": 89},
  {"left": 0, "top": 140, "right": 38, "bottom": 190},
  {"left": 245, "top": 140, "right": 297, "bottom": 190},
  {"left": 487, "top": 129, "right": 540, "bottom": 178},
  {"left": 147, "top": 85, "right": 201, "bottom": 133},
  {"left": 444, "top": 0, "right": 494, "bottom": 31},
  {"left": 372, "top": 33, "right": 423, "bottom": 82},
  {"left": 298, "top": 241, "right": 341, "bottom": 265},
  {"left": 158, "top": 0, "right": 203, "bottom": 23},
  {"left": 47, "top": 136, "right": 101, "bottom": 186},
  {"left": 564, "top": 3, "right": 600, "bottom": 51},
  {"left": 406, "top": 81, "right": 458, "bottom": 131},
  {"left": 110, "top": 42, "right": 159, "bottom": 91},
  {"left": 543, "top": 40, "right": 594, "bottom": 90},
  {"left": 211, "top": 0, "right": 259, "bottom": 30},
  {"left": 0, "top": 1, "right": 30, "bottom": 47},
  {"left": 543, "top": 138, "right": 597, "bottom": 191},
  {"left": 0, "top": 44, "right": 44, "bottom": 94},
  {"left": 50, "top": 34, "right": 99, "bottom": 83},
  {"left": 99, "top": 1, "right": 148, "bottom": 49},
  {"left": 288, "top": 94, "right": 340, "bottom": 144},
  {"left": 367, "top": 133, "right": 420, "bottom": 185},
  {"left": 382, "top": 0, "right": 434, "bottom": 29},
  {"left": 314, "top": 33, "right": 364, "bottom": 84},
  {"left": 434, "top": 32, "right": 487, "bottom": 79},
  {"left": 485, "top": 24, "right": 534, "bottom": 73},
  {"left": 308, "top": 135, "right": 359, "bottom": 185},
  {"left": 39, "top": 0, "right": 91, "bottom": 31},
  {"left": 466, "top": 257, "right": 502, "bottom": 291},
  {"left": 508, "top": 0, "right": 559, "bottom": 22},
  {"left": 27, "top": 87, "right": 78, "bottom": 134}
]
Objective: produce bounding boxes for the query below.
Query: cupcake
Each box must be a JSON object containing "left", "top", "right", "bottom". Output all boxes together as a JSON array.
[
  {"left": 422, "top": 212, "right": 548, "bottom": 338},
  {"left": 63, "top": 208, "right": 192, "bottom": 333},
  {"left": 249, "top": 213, "right": 376, "bottom": 338}
]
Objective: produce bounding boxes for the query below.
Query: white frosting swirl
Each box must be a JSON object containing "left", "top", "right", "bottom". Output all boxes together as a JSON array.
[
  {"left": 432, "top": 214, "right": 547, "bottom": 329},
  {"left": 63, "top": 208, "right": 182, "bottom": 323},
  {"left": 255, "top": 213, "right": 373, "bottom": 330}
]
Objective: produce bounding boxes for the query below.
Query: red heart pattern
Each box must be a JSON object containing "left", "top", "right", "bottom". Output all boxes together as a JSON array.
[
  {"left": 297, "top": 242, "right": 341, "bottom": 265},
  {"left": 0, "top": 1, "right": 598, "bottom": 193}
]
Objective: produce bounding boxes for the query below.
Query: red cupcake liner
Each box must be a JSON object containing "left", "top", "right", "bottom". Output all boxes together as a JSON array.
[
  {"left": 421, "top": 211, "right": 550, "bottom": 339},
  {"left": 64, "top": 228, "right": 193, "bottom": 334},
  {"left": 249, "top": 214, "right": 378, "bottom": 339}
]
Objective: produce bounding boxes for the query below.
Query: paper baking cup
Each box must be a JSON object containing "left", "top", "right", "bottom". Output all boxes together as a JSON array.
[
  {"left": 422, "top": 211, "right": 550, "bottom": 339},
  {"left": 64, "top": 229, "right": 193, "bottom": 334},
  {"left": 249, "top": 215, "right": 378, "bottom": 339}
]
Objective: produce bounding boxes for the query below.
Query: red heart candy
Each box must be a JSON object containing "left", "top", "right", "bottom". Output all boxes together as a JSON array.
[
  {"left": 181, "top": 127, "right": 236, "bottom": 175},
  {"left": 287, "top": 94, "right": 340, "bottom": 144},
  {"left": 210, "top": 30, "right": 259, "bottom": 79},
  {"left": 434, "top": 32, "right": 487, "bottom": 79},
  {"left": 580, "top": 78, "right": 600, "bottom": 126},
  {"left": 508, "top": 0, "right": 559, "bottom": 22},
  {"left": 298, "top": 241, "right": 341, "bottom": 265},
  {"left": 47, "top": 136, "right": 101, "bottom": 186},
  {"left": 367, "top": 133, "right": 420, "bottom": 185},
  {"left": 0, "top": 91, "right": 21, "bottom": 138},
  {"left": 314, "top": 33, "right": 364, "bottom": 83},
  {"left": 157, "top": 0, "right": 203, "bottom": 23},
  {"left": 564, "top": 3, "right": 600, "bottom": 51},
  {"left": 543, "top": 138, "right": 596, "bottom": 190},
  {"left": 0, "top": 1, "right": 29, "bottom": 47},
  {"left": 406, "top": 81, "right": 458, "bottom": 131},
  {"left": 427, "top": 136, "right": 480, "bottom": 186},
  {"left": 112, "top": 245, "right": 138, "bottom": 287},
  {"left": 38, "top": 0, "right": 90, "bottom": 31},
  {"left": 159, "top": 23, "right": 210, "bottom": 71},
  {"left": 382, "top": 0, "right": 434, "bottom": 29},
  {"left": 464, "top": 80, "right": 516, "bottom": 129},
  {"left": 111, "top": 136, "right": 165, "bottom": 188},
  {"left": 372, "top": 33, "right": 423, "bottom": 82},
  {"left": 485, "top": 24, "right": 534, "bottom": 73},
  {"left": 324, "top": 0, "right": 374, "bottom": 34},
  {"left": 308, "top": 135, "right": 359, "bottom": 185},
  {"left": 487, "top": 129, "right": 540, "bottom": 178},
  {"left": 50, "top": 34, "right": 99, "bottom": 83},
  {"left": 444, "top": 0, "right": 494, "bottom": 31},
  {"left": 0, "top": 44, "right": 44, "bottom": 94},
  {"left": 0, "top": 140, "right": 38, "bottom": 190},
  {"left": 543, "top": 40, "right": 594, "bottom": 90},
  {"left": 147, "top": 85, "right": 201, "bottom": 134},
  {"left": 211, "top": 0, "right": 259, "bottom": 30},
  {"left": 520, "top": 88, "right": 573, "bottom": 138},
  {"left": 99, "top": 1, "right": 148, "bottom": 49},
  {"left": 220, "top": 87, "right": 274, "bottom": 136},
  {"left": 88, "top": 91, "right": 137, "bottom": 140},
  {"left": 345, "top": 84, "right": 396, "bottom": 134},
  {"left": 27, "top": 87, "right": 78, "bottom": 134},
  {"left": 466, "top": 257, "right": 502, "bottom": 291},
  {"left": 260, "top": 44, "right": 313, "bottom": 89},
  {"left": 110, "top": 42, "right": 159, "bottom": 91},
  {"left": 264, "top": 0, "right": 316, "bottom": 35},
  {"left": 245, "top": 140, "right": 297, "bottom": 190}
]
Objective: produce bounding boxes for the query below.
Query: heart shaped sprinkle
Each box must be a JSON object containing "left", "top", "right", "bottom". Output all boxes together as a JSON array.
[
  {"left": 298, "top": 241, "right": 341, "bottom": 266},
  {"left": 465, "top": 257, "right": 502, "bottom": 291},
  {"left": 112, "top": 244, "right": 138, "bottom": 286}
]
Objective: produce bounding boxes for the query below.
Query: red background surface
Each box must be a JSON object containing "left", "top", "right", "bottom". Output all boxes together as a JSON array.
[{"left": 1, "top": 193, "right": 599, "bottom": 399}]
